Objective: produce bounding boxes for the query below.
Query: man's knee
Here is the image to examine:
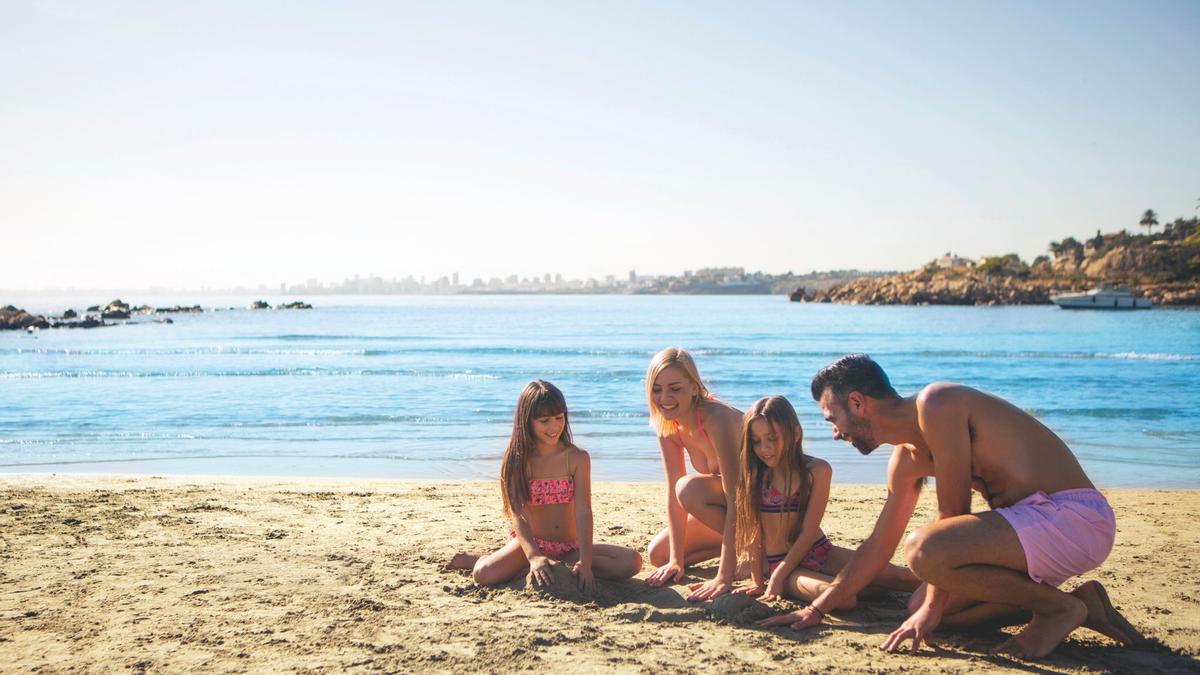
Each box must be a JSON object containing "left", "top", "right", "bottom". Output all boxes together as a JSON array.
[{"left": 904, "top": 525, "right": 952, "bottom": 580}]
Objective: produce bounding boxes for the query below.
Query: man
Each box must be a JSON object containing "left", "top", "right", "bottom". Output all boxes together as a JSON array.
[{"left": 760, "top": 354, "right": 1143, "bottom": 658}]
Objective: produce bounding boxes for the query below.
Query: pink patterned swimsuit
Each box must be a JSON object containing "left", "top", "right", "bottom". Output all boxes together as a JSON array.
[
  {"left": 513, "top": 476, "right": 578, "bottom": 560},
  {"left": 761, "top": 474, "right": 832, "bottom": 574}
]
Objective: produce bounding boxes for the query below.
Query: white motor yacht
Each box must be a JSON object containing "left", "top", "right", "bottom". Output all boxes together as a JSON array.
[{"left": 1050, "top": 286, "right": 1152, "bottom": 309}]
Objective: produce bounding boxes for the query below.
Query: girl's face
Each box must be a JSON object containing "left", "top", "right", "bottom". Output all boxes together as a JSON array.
[
  {"left": 748, "top": 418, "right": 784, "bottom": 468},
  {"left": 530, "top": 412, "right": 566, "bottom": 448},
  {"left": 651, "top": 365, "right": 698, "bottom": 421}
]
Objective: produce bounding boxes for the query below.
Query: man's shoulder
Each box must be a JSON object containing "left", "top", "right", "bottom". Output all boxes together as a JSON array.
[{"left": 915, "top": 381, "right": 970, "bottom": 405}]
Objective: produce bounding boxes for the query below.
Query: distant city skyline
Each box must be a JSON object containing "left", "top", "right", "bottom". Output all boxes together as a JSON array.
[{"left": 2, "top": 2, "right": 1198, "bottom": 291}]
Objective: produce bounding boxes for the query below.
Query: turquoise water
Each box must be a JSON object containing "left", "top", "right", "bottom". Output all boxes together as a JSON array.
[{"left": 1, "top": 295, "right": 1197, "bottom": 487}]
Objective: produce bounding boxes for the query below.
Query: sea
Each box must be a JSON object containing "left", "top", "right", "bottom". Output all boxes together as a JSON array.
[{"left": 2, "top": 294, "right": 1197, "bottom": 487}]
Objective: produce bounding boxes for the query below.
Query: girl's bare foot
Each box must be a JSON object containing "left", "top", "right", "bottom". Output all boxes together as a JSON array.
[
  {"left": 445, "top": 552, "right": 479, "bottom": 571},
  {"left": 1071, "top": 580, "right": 1147, "bottom": 647},
  {"left": 992, "top": 596, "right": 1087, "bottom": 659}
]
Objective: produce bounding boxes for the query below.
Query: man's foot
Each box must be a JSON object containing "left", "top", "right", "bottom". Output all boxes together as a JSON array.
[
  {"left": 445, "top": 552, "right": 478, "bottom": 571},
  {"left": 1071, "top": 580, "right": 1147, "bottom": 647},
  {"left": 992, "top": 596, "right": 1087, "bottom": 659}
]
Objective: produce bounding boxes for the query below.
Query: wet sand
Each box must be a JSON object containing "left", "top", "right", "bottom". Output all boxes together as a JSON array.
[{"left": 1, "top": 476, "right": 1197, "bottom": 673}]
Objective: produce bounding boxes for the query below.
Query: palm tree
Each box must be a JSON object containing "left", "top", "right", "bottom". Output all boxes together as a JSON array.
[{"left": 1140, "top": 209, "right": 1158, "bottom": 236}]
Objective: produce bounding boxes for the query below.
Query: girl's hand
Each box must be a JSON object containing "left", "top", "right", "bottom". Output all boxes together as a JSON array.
[
  {"left": 572, "top": 561, "right": 596, "bottom": 594},
  {"left": 763, "top": 570, "right": 787, "bottom": 601},
  {"left": 527, "top": 556, "right": 552, "bottom": 588},
  {"left": 733, "top": 581, "right": 765, "bottom": 597},
  {"left": 686, "top": 577, "right": 732, "bottom": 602},
  {"left": 645, "top": 560, "right": 685, "bottom": 587}
]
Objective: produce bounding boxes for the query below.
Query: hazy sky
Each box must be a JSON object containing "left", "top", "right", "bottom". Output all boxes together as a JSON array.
[{"left": 3, "top": 0, "right": 1198, "bottom": 290}]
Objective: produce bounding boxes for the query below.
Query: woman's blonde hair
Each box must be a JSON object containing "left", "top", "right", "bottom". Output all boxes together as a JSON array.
[
  {"left": 735, "top": 396, "right": 812, "bottom": 559},
  {"left": 645, "top": 347, "right": 711, "bottom": 437},
  {"left": 500, "top": 380, "right": 573, "bottom": 519}
]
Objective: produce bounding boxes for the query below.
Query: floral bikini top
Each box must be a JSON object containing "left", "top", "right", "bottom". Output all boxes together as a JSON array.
[
  {"left": 527, "top": 450, "right": 574, "bottom": 506},
  {"left": 528, "top": 477, "right": 574, "bottom": 506},
  {"left": 760, "top": 473, "right": 805, "bottom": 513}
]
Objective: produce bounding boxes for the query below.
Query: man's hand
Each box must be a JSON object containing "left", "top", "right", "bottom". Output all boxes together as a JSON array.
[
  {"left": 881, "top": 603, "right": 942, "bottom": 653},
  {"left": 756, "top": 605, "right": 824, "bottom": 630}
]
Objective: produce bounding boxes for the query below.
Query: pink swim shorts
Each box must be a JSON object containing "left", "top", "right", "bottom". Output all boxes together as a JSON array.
[{"left": 994, "top": 488, "right": 1116, "bottom": 587}]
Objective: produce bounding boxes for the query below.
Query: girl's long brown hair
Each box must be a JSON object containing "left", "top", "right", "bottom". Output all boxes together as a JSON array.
[
  {"left": 500, "top": 380, "right": 573, "bottom": 519},
  {"left": 735, "top": 396, "right": 813, "bottom": 558}
]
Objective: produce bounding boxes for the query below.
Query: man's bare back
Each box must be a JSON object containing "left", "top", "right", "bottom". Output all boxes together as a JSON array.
[{"left": 905, "top": 383, "right": 1094, "bottom": 508}]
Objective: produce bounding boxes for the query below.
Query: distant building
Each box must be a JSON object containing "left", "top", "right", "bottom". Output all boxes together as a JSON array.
[{"left": 936, "top": 252, "right": 974, "bottom": 269}]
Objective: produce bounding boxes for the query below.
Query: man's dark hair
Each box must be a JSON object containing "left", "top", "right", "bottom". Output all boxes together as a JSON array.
[{"left": 811, "top": 354, "right": 900, "bottom": 403}]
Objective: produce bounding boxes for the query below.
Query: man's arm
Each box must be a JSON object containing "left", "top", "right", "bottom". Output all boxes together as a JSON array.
[{"left": 880, "top": 385, "right": 974, "bottom": 652}]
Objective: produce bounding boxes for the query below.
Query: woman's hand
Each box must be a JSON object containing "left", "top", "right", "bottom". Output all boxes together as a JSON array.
[
  {"left": 572, "top": 561, "right": 596, "bottom": 594},
  {"left": 526, "top": 555, "right": 553, "bottom": 588},
  {"left": 686, "top": 577, "right": 732, "bottom": 602},
  {"left": 644, "top": 560, "right": 685, "bottom": 587}
]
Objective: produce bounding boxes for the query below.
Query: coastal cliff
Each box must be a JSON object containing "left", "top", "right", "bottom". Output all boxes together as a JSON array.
[{"left": 794, "top": 216, "right": 1200, "bottom": 306}]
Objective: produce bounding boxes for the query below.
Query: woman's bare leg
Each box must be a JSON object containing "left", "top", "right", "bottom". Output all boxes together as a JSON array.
[
  {"left": 647, "top": 515, "right": 723, "bottom": 567},
  {"left": 783, "top": 568, "right": 856, "bottom": 610}
]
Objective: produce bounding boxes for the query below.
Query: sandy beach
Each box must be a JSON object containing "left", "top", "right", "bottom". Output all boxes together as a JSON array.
[{"left": 1, "top": 476, "right": 1197, "bottom": 673}]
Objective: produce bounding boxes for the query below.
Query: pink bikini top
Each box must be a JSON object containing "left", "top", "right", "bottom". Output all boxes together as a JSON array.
[
  {"left": 527, "top": 448, "right": 574, "bottom": 505},
  {"left": 528, "top": 477, "right": 574, "bottom": 506}
]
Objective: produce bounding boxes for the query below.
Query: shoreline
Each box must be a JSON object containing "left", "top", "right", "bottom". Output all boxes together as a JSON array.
[{"left": 2, "top": 475, "right": 1197, "bottom": 672}]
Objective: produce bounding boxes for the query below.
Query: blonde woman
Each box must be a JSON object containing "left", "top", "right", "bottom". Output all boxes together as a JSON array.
[{"left": 643, "top": 347, "right": 744, "bottom": 601}]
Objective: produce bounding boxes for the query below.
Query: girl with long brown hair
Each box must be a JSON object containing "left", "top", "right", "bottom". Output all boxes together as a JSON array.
[
  {"left": 733, "top": 396, "right": 918, "bottom": 609},
  {"left": 450, "top": 380, "right": 641, "bottom": 590}
]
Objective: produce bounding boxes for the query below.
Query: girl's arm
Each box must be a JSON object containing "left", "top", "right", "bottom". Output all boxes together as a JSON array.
[
  {"left": 765, "top": 460, "right": 832, "bottom": 595},
  {"left": 571, "top": 449, "right": 595, "bottom": 590},
  {"left": 646, "top": 434, "right": 688, "bottom": 586},
  {"left": 510, "top": 506, "right": 551, "bottom": 586},
  {"left": 687, "top": 409, "right": 742, "bottom": 601}
]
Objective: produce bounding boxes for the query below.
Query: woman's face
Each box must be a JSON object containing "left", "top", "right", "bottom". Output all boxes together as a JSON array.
[
  {"left": 748, "top": 418, "right": 783, "bottom": 468},
  {"left": 651, "top": 365, "right": 697, "bottom": 421},
  {"left": 530, "top": 412, "right": 566, "bottom": 448}
]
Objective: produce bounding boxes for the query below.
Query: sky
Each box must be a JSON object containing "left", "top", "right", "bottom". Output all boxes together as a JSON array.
[{"left": 2, "top": 0, "right": 1198, "bottom": 290}]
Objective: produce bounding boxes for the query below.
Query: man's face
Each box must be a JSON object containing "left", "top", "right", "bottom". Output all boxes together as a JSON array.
[{"left": 819, "top": 388, "right": 880, "bottom": 455}]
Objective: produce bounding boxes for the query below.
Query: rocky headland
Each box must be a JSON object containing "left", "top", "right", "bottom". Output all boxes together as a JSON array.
[
  {"left": 0, "top": 299, "right": 313, "bottom": 331},
  {"left": 793, "top": 216, "right": 1200, "bottom": 306}
]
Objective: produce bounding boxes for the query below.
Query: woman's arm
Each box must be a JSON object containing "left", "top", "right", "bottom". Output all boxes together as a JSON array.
[
  {"left": 687, "top": 407, "right": 742, "bottom": 600},
  {"left": 645, "top": 434, "right": 688, "bottom": 586},
  {"left": 571, "top": 449, "right": 596, "bottom": 592}
]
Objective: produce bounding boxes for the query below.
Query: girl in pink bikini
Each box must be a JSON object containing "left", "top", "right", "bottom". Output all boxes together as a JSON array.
[
  {"left": 457, "top": 380, "right": 642, "bottom": 591},
  {"left": 733, "top": 396, "right": 918, "bottom": 609}
]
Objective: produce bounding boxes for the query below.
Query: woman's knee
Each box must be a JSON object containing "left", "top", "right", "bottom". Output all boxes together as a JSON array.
[
  {"left": 647, "top": 531, "right": 669, "bottom": 567},
  {"left": 674, "top": 474, "right": 719, "bottom": 513}
]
